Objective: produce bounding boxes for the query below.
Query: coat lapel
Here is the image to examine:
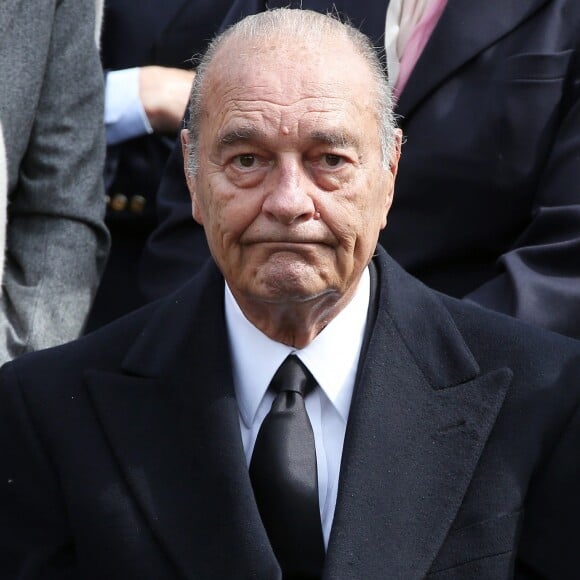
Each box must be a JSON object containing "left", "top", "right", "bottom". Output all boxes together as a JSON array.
[
  {"left": 86, "top": 263, "right": 280, "bottom": 579},
  {"left": 325, "top": 251, "right": 513, "bottom": 579},
  {"left": 397, "top": 0, "right": 550, "bottom": 118}
]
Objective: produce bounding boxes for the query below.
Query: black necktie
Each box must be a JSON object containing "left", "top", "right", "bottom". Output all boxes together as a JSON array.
[{"left": 250, "top": 355, "right": 325, "bottom": 579}]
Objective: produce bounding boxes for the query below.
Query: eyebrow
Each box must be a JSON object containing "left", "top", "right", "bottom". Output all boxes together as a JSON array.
[
  {"left": 308, "top": 130, "right": 361, "bottom": 149},
  {"left": 217, "top": 126, "right": 266, "bottom": 149},
  {"left": 216, "top": 126, "right": 361, "bottom": 150}
]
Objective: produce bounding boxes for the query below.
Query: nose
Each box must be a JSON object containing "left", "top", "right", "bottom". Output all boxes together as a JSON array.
[{"left": 262, "top": 158, "right": 316, "bottom": 225}]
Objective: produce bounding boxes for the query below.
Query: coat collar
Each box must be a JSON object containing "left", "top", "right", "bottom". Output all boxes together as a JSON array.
[
  {"left": 325, "top": 248, "right": 512, "bottom": 578},
  {"left": 86, "top": 251, "right": 512, "bottom": 578},
  {"left": 397, "top": 0, "right": 550, "bottom": 118}
]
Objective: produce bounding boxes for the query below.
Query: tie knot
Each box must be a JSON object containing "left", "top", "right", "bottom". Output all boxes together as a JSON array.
[{"left": 270, "top": 355, "right": 316, "bottom": 397}]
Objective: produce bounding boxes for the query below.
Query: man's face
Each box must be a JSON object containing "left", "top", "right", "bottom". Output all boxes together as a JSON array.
[{"left": 183, "top": 36, "right": 400, "bottom": 309}]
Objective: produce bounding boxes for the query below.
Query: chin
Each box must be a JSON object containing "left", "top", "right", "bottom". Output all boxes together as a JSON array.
[
  {"left": 252, "top": 279, "right": 337, "bottom": 305},
  {"left": 238, "top": 260, "right": 338, "bottom": 303}
]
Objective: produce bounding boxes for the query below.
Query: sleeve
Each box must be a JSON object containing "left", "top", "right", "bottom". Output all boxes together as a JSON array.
[
  {"left": 105, "top": 68, "right": 153, "bottom": 146},
  {"left": 0, "top": 0, "right": 110, "bottom": 365},
  {"left": 464, "top": 49, "right": 580, "bottom": 339},
  {"left": 0, "top": 363, "right": 76, "bottom": 577}
]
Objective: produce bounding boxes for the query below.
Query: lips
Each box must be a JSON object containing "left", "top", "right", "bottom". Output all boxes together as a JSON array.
[
  {"left": 244, "top": 240, "right": 335, "bottom": 249},
  {"left": 242, "top": 230, "right": 336, "bottom": 245}
]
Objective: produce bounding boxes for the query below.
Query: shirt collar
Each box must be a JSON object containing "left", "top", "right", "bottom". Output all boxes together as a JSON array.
[{"left": 225, "top": 268, "right": 371, "bottom": 427}]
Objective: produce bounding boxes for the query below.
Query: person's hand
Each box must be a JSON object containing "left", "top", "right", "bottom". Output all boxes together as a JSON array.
[{"left": 139, "top": 66, "right": 195, "bottom": 134}]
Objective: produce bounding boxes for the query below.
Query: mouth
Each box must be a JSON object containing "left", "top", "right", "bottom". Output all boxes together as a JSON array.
[
  {"left": 245, "top": 241, "right": 336, "bottom": 256},
  {"left": 244, "top": 239, "right": 333, "bottom": 248}
]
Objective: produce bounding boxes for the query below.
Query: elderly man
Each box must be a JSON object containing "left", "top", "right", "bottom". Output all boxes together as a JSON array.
[{"left": 0, "top": 9, "right": 580, "bottom": 579}]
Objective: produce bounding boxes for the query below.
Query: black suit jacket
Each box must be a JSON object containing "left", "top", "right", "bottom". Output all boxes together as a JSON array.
[
  {"left": 140, "top": 0, "right": 580, "bottom": 338},
  {"left": 1, "top": 248, "right": 580, "bottom": 578}
]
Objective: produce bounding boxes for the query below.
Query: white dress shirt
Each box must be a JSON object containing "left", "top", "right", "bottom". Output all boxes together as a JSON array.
[
  {"left": 104, "top": 68, "right": 153, "bottom": 145},
  {"left": 225, "top": 268, "right": 370, "bottom": 546}
]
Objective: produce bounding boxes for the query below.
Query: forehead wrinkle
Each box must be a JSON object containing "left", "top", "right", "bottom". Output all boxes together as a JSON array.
[
  {"left": 211, "top": 86, "right": 371, "bottom": 152},
  {"left": 214, "top": 74, "right": 353, "bottom": 107},
  {"left": 215, "top": 116, "right": 366, "bottom": 155}
]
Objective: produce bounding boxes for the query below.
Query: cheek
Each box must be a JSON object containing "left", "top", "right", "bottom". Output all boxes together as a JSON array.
[
  {"left": 198, "top": 177, "right": 259, "bottom": 250},
  {"left": 195, "top": 180, "right": 227, "bottom": 241},
  {"left": 327, "top": 187, "right": 384, "bottom": 241},
  {"left": 363, "top": 171, "right": 392, "bottom": 225}
]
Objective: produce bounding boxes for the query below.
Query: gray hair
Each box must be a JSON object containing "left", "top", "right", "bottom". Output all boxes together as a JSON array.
[{"left": 184, "top": 8, "right": 397, "bottom": 176}]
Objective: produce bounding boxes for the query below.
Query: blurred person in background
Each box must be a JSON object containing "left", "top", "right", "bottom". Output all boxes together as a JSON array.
[
  {"left": 0, "top": 0, "right": 109, "bottom": 365},
  {"left": 86, "top": 0, "right": 234, "bottom": 330}
]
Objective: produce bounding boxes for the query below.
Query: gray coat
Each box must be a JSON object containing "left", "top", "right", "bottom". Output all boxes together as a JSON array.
[
  {"left": 0, "top": 0, "right": 109, "bottom": 365},
  {"left": 0, "top": 124, "right": 6, "bottom": 281}
]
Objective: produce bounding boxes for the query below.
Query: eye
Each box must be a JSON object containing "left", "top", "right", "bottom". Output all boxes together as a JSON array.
[
  {"left": 322, "top": 154, "right": 344, "bottom": 168},
  {"left": 233, "top": 154, "right": 257, "bottom": 168}
]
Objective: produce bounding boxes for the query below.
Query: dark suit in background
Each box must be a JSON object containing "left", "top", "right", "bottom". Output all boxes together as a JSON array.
[
  {"left": 87, "top": 0, "right": 233, "bottom": 329},
  {"left": 1, "top": 249, "right": 580, "bottom": 578},
  {"left": 140, "top": 0, "right": 580, "bottom": 338}
]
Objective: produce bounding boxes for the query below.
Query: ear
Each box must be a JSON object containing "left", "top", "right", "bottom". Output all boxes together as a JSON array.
[
  {"left": 381, "top": 128, "right": 402, "bottom": 229},
  {"left": 181, "top": 129, "right": 203, "bottom": 225}
]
